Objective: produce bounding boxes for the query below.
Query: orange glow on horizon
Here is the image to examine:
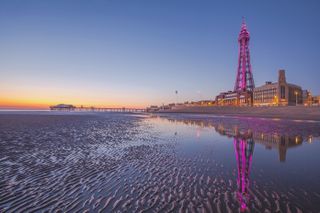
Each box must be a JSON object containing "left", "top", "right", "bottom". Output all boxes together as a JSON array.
[
  {"left": 0, "top": 84, "right": 151, "bottom": 110},
  {"left": 0, "top": 97, "right": 147, "bottom": 110}
]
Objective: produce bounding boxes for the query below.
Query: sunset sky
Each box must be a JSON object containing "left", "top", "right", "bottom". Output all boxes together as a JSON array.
[{"left": 1, "top": 0, "right": 320, "bottom": 109}]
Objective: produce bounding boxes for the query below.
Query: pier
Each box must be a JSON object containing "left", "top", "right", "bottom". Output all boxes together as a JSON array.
[
  {"left": 75, "top": 106, "right": 146, "bottom": 113},
  {"left": 50, "top": 104, "right": 145, "bottom": 112}
]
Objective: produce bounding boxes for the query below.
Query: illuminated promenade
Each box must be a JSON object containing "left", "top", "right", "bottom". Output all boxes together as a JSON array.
[{"left": 159, "top": 105, "right": 320, "bottom": 121}]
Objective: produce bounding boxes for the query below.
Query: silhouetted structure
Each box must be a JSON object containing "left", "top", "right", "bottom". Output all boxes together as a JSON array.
[{"left": 50, "top": 104, "right": 75, "bottom": 111}]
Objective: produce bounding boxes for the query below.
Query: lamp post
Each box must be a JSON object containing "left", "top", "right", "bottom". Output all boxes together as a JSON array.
[
  {"left": 295, "top": 91, "right": 298, "bottom": 106},
  {"left": 274, "top": 95, "right": 278, "bottom": 106},
  {"left": 175, "top": 90, "right": 178, "bottom": 105}
]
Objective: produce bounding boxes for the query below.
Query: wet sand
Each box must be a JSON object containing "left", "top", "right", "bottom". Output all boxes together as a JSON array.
[
  {"left": 160, "top": 106, "right": 320, "bottom": 121},
  {"left": 1, "top": 112, "right": 320, "bottom": 212}
]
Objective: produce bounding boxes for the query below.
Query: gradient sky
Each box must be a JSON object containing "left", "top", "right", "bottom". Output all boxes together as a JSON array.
[{"left": 1, "top": 0, "right": 320, "bottom": 109}]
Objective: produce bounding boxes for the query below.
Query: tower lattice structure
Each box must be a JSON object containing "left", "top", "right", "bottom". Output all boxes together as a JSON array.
[{"left": 234, "top": 19, "right": 255, "bottom": 92}]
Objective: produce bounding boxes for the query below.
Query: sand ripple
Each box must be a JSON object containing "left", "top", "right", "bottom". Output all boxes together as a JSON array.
[{"left": 0, "top": 113, "right": 319, "bottom": 212}]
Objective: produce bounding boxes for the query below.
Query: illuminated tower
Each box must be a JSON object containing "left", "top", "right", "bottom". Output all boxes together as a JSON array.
[
  {"left": 234, "top": 137, "right": 254, "bottom": 211},
  {"left": 234, "top": 19, "right": 255, "bottom": 92}
]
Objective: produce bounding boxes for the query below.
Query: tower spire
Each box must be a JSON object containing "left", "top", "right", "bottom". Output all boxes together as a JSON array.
[{"left": 234, "top": 19, "right": 255, "bottom": 92}]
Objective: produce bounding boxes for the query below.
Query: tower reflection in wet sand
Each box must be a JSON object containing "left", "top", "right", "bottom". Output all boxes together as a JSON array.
[{"left": 234, "top": 137, "right": 255, "bottom": 211}]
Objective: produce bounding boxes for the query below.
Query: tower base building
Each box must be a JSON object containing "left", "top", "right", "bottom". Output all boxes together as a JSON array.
[{"left": 215, "top": 91, "right": 252, "bottom": 106}]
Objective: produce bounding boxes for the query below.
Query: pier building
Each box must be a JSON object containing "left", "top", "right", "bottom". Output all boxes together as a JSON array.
[{"left": 50, "top": 104, "right": 76, "bottom": 110}]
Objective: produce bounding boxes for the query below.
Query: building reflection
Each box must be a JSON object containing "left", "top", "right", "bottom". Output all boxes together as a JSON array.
[
  {"left": 253, "top": 133, "right": 302, "bottom": 162},
  {"left": 166, "top": 118, "right": 304, "bottom": 162},
  {"left": 164, "top": 117, "right": 307, "bottom": 211}
]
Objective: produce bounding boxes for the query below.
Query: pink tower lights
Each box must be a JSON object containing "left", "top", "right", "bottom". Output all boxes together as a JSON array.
[{"left": 234, "top": 18, "right": 255, "bottom": 92}]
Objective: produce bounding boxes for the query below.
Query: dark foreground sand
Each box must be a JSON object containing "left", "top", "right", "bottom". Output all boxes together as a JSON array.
[{"left": 160, "top": 106, "right": 320, "bottom": 121}]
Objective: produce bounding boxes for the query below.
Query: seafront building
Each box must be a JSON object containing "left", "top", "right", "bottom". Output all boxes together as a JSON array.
[
  {"left": 253, "top": 70, "right": 303, "bottom": 106},
  {"left": 216, "top": 69, "right": 305, "bottom": 107},
  {"left": 312, "top": 96, "right": 320, "bottom": 106},
  {"left": 215, "top": 90, "right": 252, "bottom": 106},
  {"left": 302, "top": 90, "right": 313, "bottom": 106}
]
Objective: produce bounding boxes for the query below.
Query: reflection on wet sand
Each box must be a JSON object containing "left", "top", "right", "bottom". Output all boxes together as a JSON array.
[
  {"left": 216, "top": 124, "right": 303, "bottom": 162},
  {"left": 234, "top": 137, "right": 254, "bottom": 212},
  {"left": 215, "top": 125, "right": 255, "bottom": 211},
  {"left": 165, "top": 116, "right": 312, "bottom": 162},
  {"left": 183, "top": 119, "right": 257, "bottom": 211},
  {"left": 161, "top": 115, "right": 320, "bottom": 211}
]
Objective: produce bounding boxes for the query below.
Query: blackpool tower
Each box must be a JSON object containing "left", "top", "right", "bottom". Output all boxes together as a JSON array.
[{"left": 234, "top": 19, "right": 255, "bottom": 92}]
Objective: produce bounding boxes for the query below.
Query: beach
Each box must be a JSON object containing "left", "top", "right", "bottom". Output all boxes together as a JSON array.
[{"left": 1, "top": 112, "right": 320, "bottom": 212}]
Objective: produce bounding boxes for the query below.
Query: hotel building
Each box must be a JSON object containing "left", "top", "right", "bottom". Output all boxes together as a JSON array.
[
  {"left": 215, "top": 91, "right": 252, "bottom": 106},
  {"left": 253, "top": 70, "right": 302, "bottom": 106}
]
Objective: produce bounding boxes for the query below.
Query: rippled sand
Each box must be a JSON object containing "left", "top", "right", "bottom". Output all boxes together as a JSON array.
[{"left": 1, "top": 113, "right": 320, "bottom": 212}]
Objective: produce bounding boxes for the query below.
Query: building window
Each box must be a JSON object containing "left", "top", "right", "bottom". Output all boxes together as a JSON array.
[{"left": 280, "top": 86, "right": 285, "bottom": 99}]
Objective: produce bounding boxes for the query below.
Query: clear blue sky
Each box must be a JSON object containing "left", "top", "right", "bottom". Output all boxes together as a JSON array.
[{"left": 1, "top": 0, "right": 319, "bottom": 108}]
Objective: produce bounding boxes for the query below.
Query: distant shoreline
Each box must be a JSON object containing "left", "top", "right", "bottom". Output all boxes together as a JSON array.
[
  {"left": 156, "top": 106, "right": 320, "bottom": 121},
  {"left": 1, "top": 106, "right": 320, "bottom": 121}
]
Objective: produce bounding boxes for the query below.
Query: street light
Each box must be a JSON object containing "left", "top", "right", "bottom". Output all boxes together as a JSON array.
[
  {"left": 274, "top": 95, "right": 278, "bottom": 105},
  {"left": 175, "top": 90, "right": 178, "bottom": 105},
  {"left": 295, "top": 91, "right": 298, "bottom": 106}
]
